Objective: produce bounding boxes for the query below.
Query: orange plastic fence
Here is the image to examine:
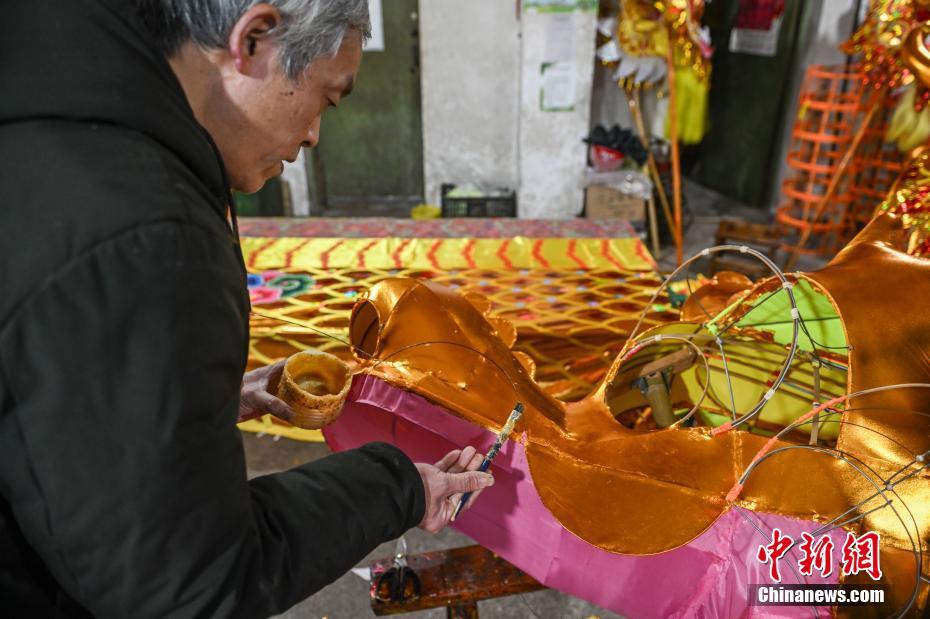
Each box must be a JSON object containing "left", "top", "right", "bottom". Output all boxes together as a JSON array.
[{"left": 777, "top": 65, "right": 902, "bottom": 258}]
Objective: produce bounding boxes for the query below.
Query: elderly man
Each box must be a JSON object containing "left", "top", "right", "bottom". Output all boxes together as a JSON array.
[{"left": 0, "top": 0, "right": 492, "bottom": 616}]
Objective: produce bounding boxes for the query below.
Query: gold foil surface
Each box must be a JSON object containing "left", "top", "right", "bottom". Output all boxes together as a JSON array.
[{"left": 350, "top": 214, "right": 930, "bottom": 603}]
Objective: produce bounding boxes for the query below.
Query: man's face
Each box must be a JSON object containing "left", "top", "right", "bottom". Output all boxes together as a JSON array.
[{"left": 218, "top": 33, "right": 362, "bottom": 194}]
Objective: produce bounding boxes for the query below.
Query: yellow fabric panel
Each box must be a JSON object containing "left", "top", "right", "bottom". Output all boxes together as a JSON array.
[{"left": 240, "top": 237, "right": 657, "bottom": 272}]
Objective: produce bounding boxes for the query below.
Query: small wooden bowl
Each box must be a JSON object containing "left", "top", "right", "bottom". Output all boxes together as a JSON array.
[{"left": 277, "top": 350, "right": 351, "bottom": 429}]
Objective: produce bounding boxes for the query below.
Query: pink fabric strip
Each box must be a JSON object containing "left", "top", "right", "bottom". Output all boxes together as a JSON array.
[{"left": 323, "top": 374, "right": 842, "bottom": 618}]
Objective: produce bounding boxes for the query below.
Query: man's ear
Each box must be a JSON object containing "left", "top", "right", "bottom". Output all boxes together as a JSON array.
[{"left": 228, "top": 3, "right": 282, "bottom": 75}]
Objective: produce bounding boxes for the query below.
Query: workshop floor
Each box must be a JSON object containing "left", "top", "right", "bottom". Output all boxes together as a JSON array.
[{"left": 244, "top": 182, "right": 829, "bottom": 618}]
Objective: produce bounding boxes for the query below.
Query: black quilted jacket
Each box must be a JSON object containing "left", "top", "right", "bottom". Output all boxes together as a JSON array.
[{"left": 0, "top": 1, "right": 424, "bottom": 616}]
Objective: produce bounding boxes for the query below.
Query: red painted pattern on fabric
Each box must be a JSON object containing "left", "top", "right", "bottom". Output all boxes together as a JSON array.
[
  {"left": 281, "top": 239, "right": 312, "bottom": 268},
  {"left": 464, "top": 240, "right": 477, "bottom": 269},
  {"left": 356, "top": 239, "right": 380, "bottom": 269},
  {"left": 427, "top": 240, "right": 443, "bottom": 271},
  {"left": 319, "top": 240, "right": 346, "bottom": 270},
  {"left": 600, "top": 239, "right": 626, "bottom": 271},
  {"left": 496, "top": 239, "right": 513, "bottom": 269},
  {"left": 633, "top": 240, "right": 657, "bottom": 270},
  {"left": 531, "top": 240, "right": 551, "bottom": 269},
  {"left": 392, "top": 239, "right": 412, "bottom": 270},
  {"left": 567, "top": 239, "right": 588, "bottom": 269},
  {"left": 245, "top": 238, "right": 278, "bottom": 270}
]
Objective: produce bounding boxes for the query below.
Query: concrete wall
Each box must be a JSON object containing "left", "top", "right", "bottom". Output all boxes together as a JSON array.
[
  {"left": 419, "top": 1, "right": 596, "bottom": 218},
  {"left": 419, "top": 0, "right": 522, "bottom": 207},
  {"left": 518, "top": 6, "right": 597, "bottom": 218},
  {"left": 805, "top": 0, "right": 860, "bottom": 67}
]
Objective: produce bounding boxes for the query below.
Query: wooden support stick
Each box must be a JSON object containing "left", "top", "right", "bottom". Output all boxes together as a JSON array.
[
  {"left": 636, "top": 347, "right": 697, "bottom": 379},
  {"left": 626, "top": 90, "right": 681, "bottom": 250},
  {"left": 666, "top": 42, "right": 684, "bottom": 266},
  {"left": 647, "top": 196, "right": 661, "bottom": 257}
]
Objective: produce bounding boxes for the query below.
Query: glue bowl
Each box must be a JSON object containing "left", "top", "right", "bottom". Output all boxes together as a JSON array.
[{"left": 277, "top": 350, "right": 352, "bottom": 429}]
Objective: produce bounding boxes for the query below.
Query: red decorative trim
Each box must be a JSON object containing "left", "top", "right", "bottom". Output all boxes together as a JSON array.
[
  {"left": 600, "top": 239, "right": 625, "bottom": 271},
  {"left": 567, "top": 239, "right": 588, "bottom": 270},
  {"left": 633, "top": 240, "right": 658, "bottom": 270},
  {"left": 281, "top": 239, "right": 312, "bottom": 268},
  {"left": 426, "top": 240, "right": 443, "bottom": 271},
  {"left": 356, "top": 239, "right": 380, "bottom": 269},
  {"left": 496, "top": 239, "right": 513, "bottom": 269},
  {"left": 531, "top": 239, "right": 551, "bottom": 269},
  {"left": 319, "top": 240, "right": 345, "bottom": 270},
  {"left": 392, "top": 239, "right": 412, "bottom": 269},
  {"left": 245, "top": 238, "right": 278, "bottom": 270},
  {"left": 464, "top": 240, "right": 477, "bottom": 269}
]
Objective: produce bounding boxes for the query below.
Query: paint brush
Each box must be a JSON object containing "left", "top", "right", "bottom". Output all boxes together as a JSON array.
[{"left": 451, "top": 402, "right": 524, "bottom": 522}]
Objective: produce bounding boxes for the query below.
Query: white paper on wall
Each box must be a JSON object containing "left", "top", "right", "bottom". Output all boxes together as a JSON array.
[
  {"left": 544, "top": 13, "right": 575, "bottom": 62},
  {"left": 541, "top": 62, "right": 577, "bottom": 112}
]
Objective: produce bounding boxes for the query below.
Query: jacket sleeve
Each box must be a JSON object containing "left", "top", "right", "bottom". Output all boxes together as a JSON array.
[{"left": 0, "top": 221, "right": 425, "bottom": 617}]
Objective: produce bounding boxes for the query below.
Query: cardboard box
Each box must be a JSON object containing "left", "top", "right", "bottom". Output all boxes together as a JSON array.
[{"left": 585, "top": 185, "right": 646, "bottom": 220}]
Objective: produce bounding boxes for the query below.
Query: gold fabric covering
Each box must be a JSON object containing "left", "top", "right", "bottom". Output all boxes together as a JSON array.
[{"left": 347, "top": 215, "right": 929, "bottom": 605}]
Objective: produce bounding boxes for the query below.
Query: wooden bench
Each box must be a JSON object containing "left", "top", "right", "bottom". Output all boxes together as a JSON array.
[{"left": 369, "top": 544, "right": 545, "bottom": 618}]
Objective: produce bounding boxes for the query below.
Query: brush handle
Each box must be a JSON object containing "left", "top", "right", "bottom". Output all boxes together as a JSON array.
[
  {"left": 450, "top": 443, "right": 499, "bottom": 520},
  {"left": 452, "top": 458, "right": 494, "bottom": 520},
  {"left": 450, "top": 403, "right": 523, "bottom": 522}
]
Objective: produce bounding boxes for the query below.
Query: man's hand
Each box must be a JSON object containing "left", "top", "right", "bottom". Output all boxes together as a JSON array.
[
  {"left": 238, "top": 359, "right": 296, "bottom": 424},
  {"left": 415, "top": 447, "right": 494, "bottom": 533}
]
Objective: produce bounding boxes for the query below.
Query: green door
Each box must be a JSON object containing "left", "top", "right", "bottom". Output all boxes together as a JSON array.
[{"left": 314, "top": 0, "right": 423, "bottom": 215}]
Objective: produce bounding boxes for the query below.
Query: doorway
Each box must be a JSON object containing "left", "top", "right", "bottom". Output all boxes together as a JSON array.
[{"left": 311, "top": 0, "right": 424, "bottom": 217}]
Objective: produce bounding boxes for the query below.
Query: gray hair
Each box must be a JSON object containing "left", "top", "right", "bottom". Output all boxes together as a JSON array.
[{"left": 135, "top": 0, "right": 371, "bottom": 79}]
